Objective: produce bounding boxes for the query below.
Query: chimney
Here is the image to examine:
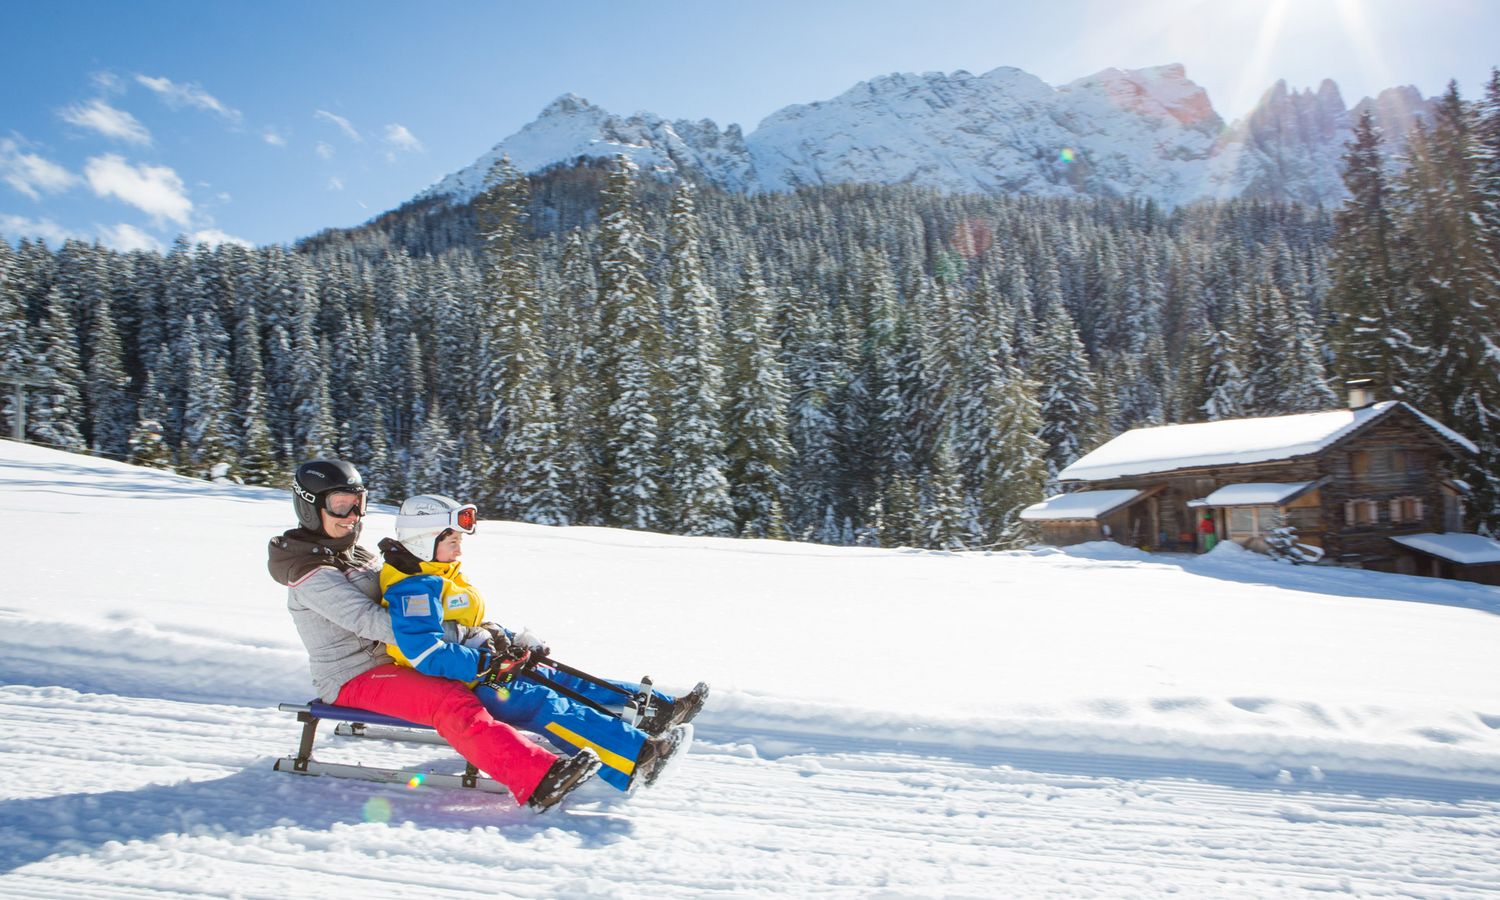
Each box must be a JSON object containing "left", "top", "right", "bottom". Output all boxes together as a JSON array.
[{"left": 1346, "top": 378, "right": 1376, "bottom": 409}]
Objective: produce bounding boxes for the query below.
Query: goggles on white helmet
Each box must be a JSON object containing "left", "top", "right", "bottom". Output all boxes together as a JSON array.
[
  {"left": 395, "top": 494, "right": 478, "bottom": 561},
  {"left": 399, "top": 504, "right": 477, "bottom": 535}
]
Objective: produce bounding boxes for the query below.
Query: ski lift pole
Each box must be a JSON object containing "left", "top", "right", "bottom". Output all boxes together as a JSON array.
[{"left": 0, "top": 374, "right": 49, "bottom": 441}]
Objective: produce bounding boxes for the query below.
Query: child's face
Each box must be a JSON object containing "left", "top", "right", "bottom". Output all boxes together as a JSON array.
[{"left": 434, "top": 529, "right": 464, "bottom": 563}]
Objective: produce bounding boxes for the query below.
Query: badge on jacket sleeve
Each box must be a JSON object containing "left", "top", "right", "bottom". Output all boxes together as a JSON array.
[
  {"left": 403, "top": 594, "right": 432, "bottom": 617},
  {"left": 447, "top": 593, "right": 470, "bottom": 610}
]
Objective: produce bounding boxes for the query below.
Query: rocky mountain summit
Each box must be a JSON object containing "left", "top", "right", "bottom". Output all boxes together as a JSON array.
[{"left": 418, "top": 64, "right": 1431, "bottom": 208}]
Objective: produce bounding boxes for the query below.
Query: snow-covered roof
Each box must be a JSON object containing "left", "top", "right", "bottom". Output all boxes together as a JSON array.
[
  {"left": 1020, "top": 489, "right": 1144, "bottom": 521},
  {"left": 1390, "top": 533, "right": 1500, "bottom": 566},
  {"left": 1199, "top": 482, "right": 1317, "bottom": 507},
  {"left": 1058, "top": 402, "right": 1477, "bottom": 483}
]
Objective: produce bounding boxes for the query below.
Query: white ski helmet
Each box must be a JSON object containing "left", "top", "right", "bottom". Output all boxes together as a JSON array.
[{"left": 395, "top": 494, "right": 478, "bottom": 561}]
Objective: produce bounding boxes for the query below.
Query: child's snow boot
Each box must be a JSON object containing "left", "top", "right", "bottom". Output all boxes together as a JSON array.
[{"left": 527, "top": 747, "right": 601, "bottom": 811}]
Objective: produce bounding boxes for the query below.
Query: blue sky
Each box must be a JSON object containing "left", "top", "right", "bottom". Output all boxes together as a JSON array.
[{"left": 3, "top": 0, "right": 1497, "bottom": 249}]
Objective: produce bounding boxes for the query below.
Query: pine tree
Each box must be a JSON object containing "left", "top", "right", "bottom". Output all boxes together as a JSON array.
[
  {"left": 662, "top": 180, "right": 735, "bottom": 536},
  {"left": 921, "top": 438, "right": 968, "bottom": 550},
  {"left": 0, "top": 241, "right": 30, "bottom": 435},
  {"left": 595, "top": 155, "right": 665, "bottom": 530},
  {"left": 725, "top": 264, "right": 792, "bottom": 538},
  {"left": 1030, "top": 302, "right": 1099, "bottom": 477},
  {"left": 409, "top": 400, "right": 455, "bottom": 495},
  {"left": 1398, "top": 82, "right": 1500, "bottom": 530},
  {"left": 1327, "top": 110, "right": 1421, "bottom": 398},
  {"left": 972, "top": 367, "right": 1046, "bottom": 547},
  {"left": 28, "top": 288, "right": 86, "bottom": 450},
  {"left": 83, "top": 291, "right": 132, "bottom": 457}
]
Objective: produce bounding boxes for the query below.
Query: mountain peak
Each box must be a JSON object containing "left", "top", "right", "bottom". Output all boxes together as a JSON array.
[{"left": 416, "top": 63, "right": 1432, "bottom": 209}]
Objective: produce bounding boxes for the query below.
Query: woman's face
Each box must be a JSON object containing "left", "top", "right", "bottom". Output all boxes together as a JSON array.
[
  {"left": 434, "top": 529, "right": 464, "bottom": 563},
  {"left": 318, "top": 494, "right": 364, "bottom": 538}
]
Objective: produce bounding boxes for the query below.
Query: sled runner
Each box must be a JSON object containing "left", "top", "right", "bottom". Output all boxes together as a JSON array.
[{"left": 273, "top": 700, "right": 511, "bottom": 794}]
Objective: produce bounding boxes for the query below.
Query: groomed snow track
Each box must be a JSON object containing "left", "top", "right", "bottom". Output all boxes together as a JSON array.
[{"left": 2, "top": 686, "right": 1498, "bottom": 898}]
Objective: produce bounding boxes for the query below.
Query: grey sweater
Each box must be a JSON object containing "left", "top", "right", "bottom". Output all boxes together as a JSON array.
[
  {"left": 285, "top": 563, "right": 395, "bottom": 701},
  {"left": 269, "top": 529, "right": 396, "bottom": 702}
]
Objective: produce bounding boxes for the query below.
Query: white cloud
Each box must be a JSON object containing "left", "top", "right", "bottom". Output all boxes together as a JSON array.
[
  {"left": 97, "top": 222, "right": 163, "bottom": 253},
  {"left": 84, "top": 154, "right": 192, "bottom": 226},
  {"left": 262, "top": 128, "right": 287, "bottom": 147},
  {"left": 136, "top": 74, "right": 243, "bottom": 123},
  {"left": 186, "top": 228, "right": 253, "bottom": 248},
  {"left": 0, "top": 139, "right": 78, "bottom": 199},
  {"left": 58, "top": 98, "right": 152, "bottom": 145},
  {"left": 315, "top": 141, "right": 335, "bottom": 160},
  {"left": 0, "top": 213, "right": 81, "bottom": 245},
  {"left": 91, "top": 71, "right": 127, "bottom": 94},
  {"left": 383, "top": 123, "right": 424, "bottom": 154},
  {"left": 327, "top": 176, "right": 344, "bottom": 191},
  {"left": 314, "top": 110, "right": 361, "bottom": 142}
]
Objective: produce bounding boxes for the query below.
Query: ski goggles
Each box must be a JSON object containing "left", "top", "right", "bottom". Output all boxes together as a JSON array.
[
  {"left": 402, "top": 503, "right": 479, "bottom": 535},
  {"left": 322, "top": 489, "right": 368, "bottom": 519}
]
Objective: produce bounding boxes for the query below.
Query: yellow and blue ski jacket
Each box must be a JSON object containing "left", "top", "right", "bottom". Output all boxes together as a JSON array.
[{"left": 379, "top": 555, "right": 491, "bottom": 682}]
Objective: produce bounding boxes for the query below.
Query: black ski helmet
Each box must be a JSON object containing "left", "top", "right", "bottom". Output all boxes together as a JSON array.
[{"left": 292, "top": 459, "right": 365, "bottom": 531}]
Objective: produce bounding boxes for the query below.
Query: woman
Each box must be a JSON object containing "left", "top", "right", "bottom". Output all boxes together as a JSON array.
[{"left": 266, "top": 459, "right": 600, "bottom": 810}]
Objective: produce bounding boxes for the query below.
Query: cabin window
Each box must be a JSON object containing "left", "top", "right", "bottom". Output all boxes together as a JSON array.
[
  {"left": 1227, "top": 506, "right": 1273, "bottom": 537},
  {"left": 1350, "top": 450, "right": 1371, "bottom": 479},
  {"left": 1389, "top": 496, "right": 1424, "bottom": 523},
  {"left": 1344, "top": 499, "right": 1379, "bottom": 526}
]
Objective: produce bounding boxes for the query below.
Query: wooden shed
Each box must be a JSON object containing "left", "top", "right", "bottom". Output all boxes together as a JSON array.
[{"left": 1027, "top": 400, "right": 1484, "bottom": 580}]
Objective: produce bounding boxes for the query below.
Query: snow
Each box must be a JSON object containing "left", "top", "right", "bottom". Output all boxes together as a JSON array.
[
  {"left": 1058, "top": 401, "right": 1477, "bottom": 482},
  {"left": 4, "top": 439, "right": 1500, "bottom": 896},
  {"left": 1200, "top": 481, "right": 1316, "bottom": 507},
  {"left": 1391, "top": 532, "right": 1500, "bottom": 565},
  {"left": 415, "top": 64, "right": 1433, "bottom": 209},
  {"left": 1019, "top": 489, "right": 1142, "bottom": 520}
]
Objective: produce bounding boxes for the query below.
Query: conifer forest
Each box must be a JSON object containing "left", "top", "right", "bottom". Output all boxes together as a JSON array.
[{"left": 3, "top": 76, "right": 1498, "bottom": 546}]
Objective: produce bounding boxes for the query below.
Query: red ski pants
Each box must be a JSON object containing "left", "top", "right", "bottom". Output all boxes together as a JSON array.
[{"left": 335, "top": 664, "right": 557, "bottom": 805}]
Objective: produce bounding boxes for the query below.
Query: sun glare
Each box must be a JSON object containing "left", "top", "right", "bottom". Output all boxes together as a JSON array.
[{"left": 1229, "top": 0, "right": 1291, "bottom": 114}]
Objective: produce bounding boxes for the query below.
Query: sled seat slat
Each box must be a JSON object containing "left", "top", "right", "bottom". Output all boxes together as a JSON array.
[{"left": 277, "top": 700, "right": 436, "bottom": 732}]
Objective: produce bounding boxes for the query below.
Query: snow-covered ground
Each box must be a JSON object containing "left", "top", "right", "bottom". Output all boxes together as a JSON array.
[{"left": 2, "top": 439, "right": 1499, "bottom": 897}]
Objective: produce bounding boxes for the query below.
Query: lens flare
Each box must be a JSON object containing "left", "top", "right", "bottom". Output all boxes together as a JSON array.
[
  {"left": 951, "top": 218, "right": 993, "bottom": 258},
  {"left": 406, "top": 774, "right": 425, "bottom": 789},
  {"left": 362, "top": 796, "right": 392, "bottom": 823},
  {"left": 1059, "top": 147, "right": 1076, "bottom": 164}
]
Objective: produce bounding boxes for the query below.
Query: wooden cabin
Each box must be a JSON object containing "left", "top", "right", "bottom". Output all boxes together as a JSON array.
[{"left": 1021, "top": 399, "right": 1500, "bottom": 584}]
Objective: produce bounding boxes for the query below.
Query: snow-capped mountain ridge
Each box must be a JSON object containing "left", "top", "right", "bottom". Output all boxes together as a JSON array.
[{"left": 418, "top": 63, "right": 1433, "bottom": 207}]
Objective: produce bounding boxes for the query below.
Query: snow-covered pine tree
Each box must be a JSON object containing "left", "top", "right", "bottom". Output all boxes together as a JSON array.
[
  {"left": 725, "top": 262, "right": 792, "bottom": 539},
  {"left": 28, "top": 288, "right": 86, "bottom": 451},
  {"left": 973, "top": 366, "right": 1046, "bottom": 548},
  {"left": 780, "top": 286, "right": 841, "bottom": 539},
  {"left": 0, "top": 240, "right": 31, "bottom": 434},
  {"left": 596, "top": 155, "right": 665, "bottom": 530},
  {"left": 1450, "top": 70, "right": 1500, "bottom": 531},
  {"left": 1397, "top": 82, "right": 1500, "bottom": 530},
  {"left": 475, "top": 157, "right": 565, "bottom": 519},
  {"left": 181, "top": 324, "right": 237, "bottom": 480},
  {"left": 662, "top": 180, "right": 734, "bottom": 536},
  {"left": 1030, "top": 301, "right": 1099, "bottom": 479},
  {"left": 553, "top": 228, "right": 605, "bottom": 525},
  {"left": 1199, "top": 293, "right": 1251, "bottom": 421},
  {"left": 408, "top": 400, "right": 456, "bottom": 496},
  {"left": 921, "top": 437, "right": 968, "bottom": 550},
  {"left": 1327, "top": 110, "right": 1423, "bottom": 401}
]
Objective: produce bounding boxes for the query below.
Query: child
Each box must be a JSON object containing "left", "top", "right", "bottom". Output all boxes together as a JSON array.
[{"left": 378, "top": 494, "right": 705, "bottom": 791}]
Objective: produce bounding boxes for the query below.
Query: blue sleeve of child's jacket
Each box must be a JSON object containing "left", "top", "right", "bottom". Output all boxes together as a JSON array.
[{"left": 385, "top": 575, "right": 485, "bottom": 682}]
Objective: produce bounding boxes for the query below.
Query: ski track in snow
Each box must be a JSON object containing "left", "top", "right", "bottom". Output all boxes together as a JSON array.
[
  {"left": 6, "top": 443, "right": 1500, "bottom": 896},
  {"left": 2, "top": 686, "right": 1499, "bottom": 898}
]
